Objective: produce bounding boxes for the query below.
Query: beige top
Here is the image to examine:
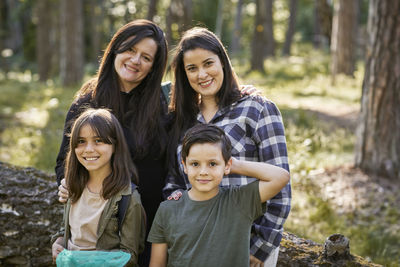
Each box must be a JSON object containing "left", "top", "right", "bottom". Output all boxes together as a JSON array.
[{"left": 68, "top": 186, "right": 108, "bottom": 250}]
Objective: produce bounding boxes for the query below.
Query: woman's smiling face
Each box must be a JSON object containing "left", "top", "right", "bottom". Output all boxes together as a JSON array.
[
  {"left": 183, "top": 48, "right": 224, "bottom": 101},
  {"left": 114, "top": 37, "right": 158, "bottom": 92}
]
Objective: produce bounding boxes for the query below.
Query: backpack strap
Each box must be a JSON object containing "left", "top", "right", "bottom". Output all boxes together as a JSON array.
[{"left": 117, "top": 182, "right": 137, "bottom": 233}]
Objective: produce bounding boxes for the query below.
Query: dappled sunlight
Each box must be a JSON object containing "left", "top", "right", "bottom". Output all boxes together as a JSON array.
[
  {"left": 5, "top": 71, "right": 39, "bottom": 83},
  {"left": 15, "top": 108, "right": 49, "bottom": 128}
]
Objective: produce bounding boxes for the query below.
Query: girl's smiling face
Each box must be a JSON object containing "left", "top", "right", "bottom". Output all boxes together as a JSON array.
[
  {"left": 183, "top": 48, "right": 224, "bottom": 101},
  {"left": 75, "top": 124, "right": 114, "bottom": 179}
]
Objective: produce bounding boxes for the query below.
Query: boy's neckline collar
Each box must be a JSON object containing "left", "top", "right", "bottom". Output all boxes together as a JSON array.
[{"left": 186, "top": 188, "right": 221, "bottom": 203}]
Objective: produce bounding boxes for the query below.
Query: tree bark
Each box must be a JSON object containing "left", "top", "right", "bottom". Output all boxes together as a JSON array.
[
  {"left": 86, "top": 0, "right": 105, "bottom": 66},
  {"left": 331, "top": 0, "right": 358, "bottom": 80},
  {"left": 215, "top": 0, "right": 224, "bottom": 38},
  {"left": 264, "top": 0, "right": 275, "bottom": 58},
  {"left": 36, "top": 0, "right": 53, "bottom": 81},
  {"left": 313, "top": 0, "right": 333, "bottom": 48},
  {"left": 251, "top": 0, "right": 273, "bottom": 72},
  {"left": 230, "top": 0, "right": 243, "bottom": 56},
  {"left": 282, "top": 0, "right": 298, "bottom": 56},
  {"left": 355, "top": 0, "right": 400, "bottom": 179},
  {"left": 183, "top": 0, "right": 193, "bottom": 31},
  {"left": 5, "top": 0, "right": 23, "bottom": 54},
  {"left": 147, "top": 0, "right": 158, "bottom": 21},
  {"left": 60, "top": 0, "right": 84, "bottom": 86},
  {"left": 0, "top": 0, "right": 8, "bottom": 71}
]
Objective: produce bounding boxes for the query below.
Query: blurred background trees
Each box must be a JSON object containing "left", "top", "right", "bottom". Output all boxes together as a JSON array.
[
  {"left": 1, "top": 1, "right": 399, "bottom": 264},
  {"left": 1, "top": 0, "right": 344, "bottom": 84},
  {"left": 1, "top": 0, "right": 398, "bottom": 183}
]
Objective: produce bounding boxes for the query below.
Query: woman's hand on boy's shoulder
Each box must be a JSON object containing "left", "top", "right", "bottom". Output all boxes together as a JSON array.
[
  {"left": 167, "top": 190, "right": 183, "bottom": 201},
  {"left": 240, "top": 85, "right": 262, "bottom": 97}
]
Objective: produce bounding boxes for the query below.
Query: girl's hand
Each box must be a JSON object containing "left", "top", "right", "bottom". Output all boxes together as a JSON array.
[
  {"left": 52, "top": 237, "right": 65, "bottom": 263},
  {"left": 167, "top": 190, "right": 183, "bottom": 201},
  {"left": 58, "top": 178, "right": 69, "bottom": 203}
]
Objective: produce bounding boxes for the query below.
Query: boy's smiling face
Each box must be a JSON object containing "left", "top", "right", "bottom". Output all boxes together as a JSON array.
[{"left": 183, "top": 142, "right": 232, "bottom": 201}]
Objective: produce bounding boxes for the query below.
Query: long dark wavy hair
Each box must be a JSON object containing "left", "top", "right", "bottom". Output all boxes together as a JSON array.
[
  {"left": 65, "top": 108, "right": 138, "bottom": 203},
  {"left": 78, "top": 19, "right": 169, "bottom": 158},
  {"left": 168, "top": 27, "right": 241, "bottom": 175}
]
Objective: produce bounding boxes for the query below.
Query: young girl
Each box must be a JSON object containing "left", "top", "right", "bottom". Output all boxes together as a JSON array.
[{"left": 52, "top": 108, "right": 145, "bottom": 267}]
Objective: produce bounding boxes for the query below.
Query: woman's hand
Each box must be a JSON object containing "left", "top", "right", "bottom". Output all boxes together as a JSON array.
[
  {"left": 249, "top": 254, "right": 263, "bottom": 267},
  {"left": 167, "top": 190, "right": 183, "bottom": 201},
  {"left": 52, "top": 237, "right": 65, "bottom": 263},
  {"left": 240, "top": 85, "right": 262, "bottom": 96},
  {"left": 58, "top": 178, "right": 69, "bottom": 203}
]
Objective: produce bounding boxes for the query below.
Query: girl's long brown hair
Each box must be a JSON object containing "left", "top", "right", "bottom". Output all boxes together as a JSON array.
[{"left": 65, "top": 108, "right": 138, "bottom": 203}]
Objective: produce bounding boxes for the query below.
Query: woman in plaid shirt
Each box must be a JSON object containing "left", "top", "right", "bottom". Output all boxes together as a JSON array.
[{"left": 164, "top": 27, "right": 291, "bottom": 267}]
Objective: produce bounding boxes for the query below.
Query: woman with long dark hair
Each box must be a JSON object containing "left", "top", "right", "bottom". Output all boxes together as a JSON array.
[{"left": 165, "top": 27, "right": 291, "bottom": 267}]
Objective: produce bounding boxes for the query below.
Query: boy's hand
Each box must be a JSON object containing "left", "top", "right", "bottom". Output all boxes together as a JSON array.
[
  {"left": 167, "top": 190, "right": 183, "bottom": 201},
  {"left": 250, "top": 254, "right": 263, "bottom": 267},
  {"left": 52, "top": 237, "right": 64, "bottom": 263},
  {"left": 58, "top": 178, "right": 69, "bottom": 203}
]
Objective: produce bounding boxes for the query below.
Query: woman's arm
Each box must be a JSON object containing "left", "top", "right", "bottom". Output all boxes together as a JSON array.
[{"left": 149, "top": 243, "right": 168, "bottom": 267}]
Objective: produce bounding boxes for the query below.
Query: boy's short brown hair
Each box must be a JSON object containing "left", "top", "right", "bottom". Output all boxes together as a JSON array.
[{"left": 181, "top": 124, "right": 232, "bottom": 163}]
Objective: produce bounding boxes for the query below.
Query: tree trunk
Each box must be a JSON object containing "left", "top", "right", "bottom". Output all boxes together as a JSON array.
[
  {"left": 0, "top": 0, "right": 8, "bottom": 71},
  {"left": 215, "top": 0, "right": 224, "bottom": 38},
  {"left": 86, "top": 0, "right": 105, "bottom": 66},
  {"left": 331, "top": 0, "right": 358, "bottom": 80},
  {"left": 355, "top": 0, "right": 400, "bottom": 179},
  {"left": 166, "top": 1, "right": 174, "bottom": 46},
  {"left": 251, "top": 0, "right": 270, "bottom": 72},
  {"left": 5, "top": 0, "right": 23, "bottom": 54},
  {"left": 282, "top": 0, "right": 298, "bottom": 56},
  {"left": 147, "top": 0, "right": 158, "bottom": 21},
  {"left": 183, "top": 0, "right": 193, "bottom": 31},
  {"left": 36, "top": 0, "right": 53, "bottom": 82},
  {"left": 264, "top": 0, "right": 275, "bottom": 58},
  {"left": 230, "top": 0, "right": 243, "bottom": 56},
  {"left": 60, "top": 0, "right": 84, "bottom": 86},
  {"left": 313, "top": 0, "right": 333, "bottom": 48}
]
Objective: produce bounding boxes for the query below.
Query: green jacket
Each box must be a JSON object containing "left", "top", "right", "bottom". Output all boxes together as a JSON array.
[{"left": 54, "top": 186, "right": 146, "bottom": 267}]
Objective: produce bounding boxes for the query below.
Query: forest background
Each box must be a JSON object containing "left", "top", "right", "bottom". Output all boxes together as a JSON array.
[{"left": 0, "top": 0, "right": 399, "bottom": 266}]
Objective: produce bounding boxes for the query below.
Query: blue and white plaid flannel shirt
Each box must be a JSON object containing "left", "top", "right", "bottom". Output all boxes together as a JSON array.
[{"left": 164, "top": 95, "right": 291, "bottom": 261}]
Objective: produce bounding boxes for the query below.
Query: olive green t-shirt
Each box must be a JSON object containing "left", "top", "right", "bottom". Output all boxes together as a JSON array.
[{"left": 148, "top": 180, "right": 264, "bottom": 267}]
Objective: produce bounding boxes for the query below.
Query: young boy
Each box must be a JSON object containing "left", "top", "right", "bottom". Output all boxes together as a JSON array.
[{"left": 148, "top": 124, "right": 289, "bottom": 267}]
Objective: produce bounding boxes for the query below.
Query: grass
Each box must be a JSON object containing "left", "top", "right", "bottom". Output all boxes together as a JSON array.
[{"left": 1, "top": 45, "right": 399, "bottom": 266}]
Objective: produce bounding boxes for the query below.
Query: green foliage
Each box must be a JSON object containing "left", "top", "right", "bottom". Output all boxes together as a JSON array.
[{"left": 0, "top": 71, "right": 76, "bottom": 172}]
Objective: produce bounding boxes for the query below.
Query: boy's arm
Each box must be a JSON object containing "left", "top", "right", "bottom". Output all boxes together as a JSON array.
[
  {"left": 229, "top": 158, "right": 289, "bottom": 203},
  {"left": 149, "top": 243, "right": 168, "bottom": 267}
]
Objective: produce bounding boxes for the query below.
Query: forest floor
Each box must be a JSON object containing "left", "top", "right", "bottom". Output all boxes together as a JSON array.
[{"left": 281, "top": 98, "right": 400, "bottom": 266}]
